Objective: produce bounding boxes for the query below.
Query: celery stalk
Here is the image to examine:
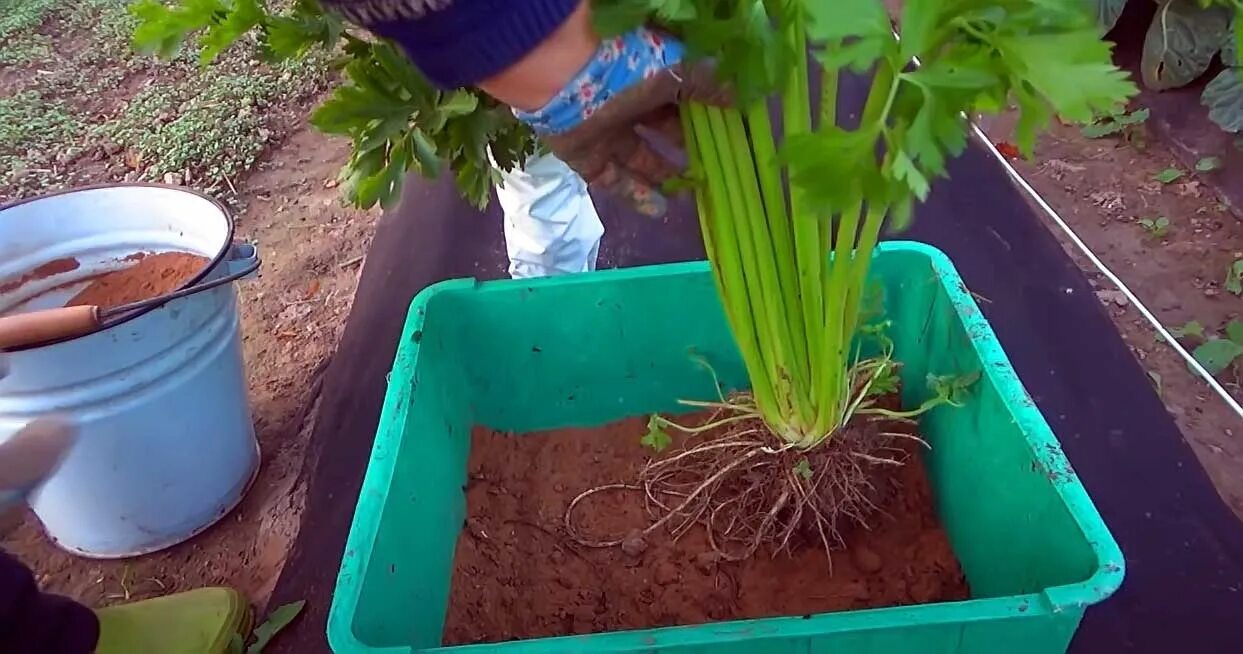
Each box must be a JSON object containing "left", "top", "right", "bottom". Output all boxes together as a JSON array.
[
  {"left": 686, "top": 104, "right": 783, "bottom": 429},
  {"left": 707, "top": 107, "right": 796, "bottom": 428}
]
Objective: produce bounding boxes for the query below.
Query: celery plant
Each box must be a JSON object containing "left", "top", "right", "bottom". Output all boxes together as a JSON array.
[
  {"left": 565, "top": 0, "right": 1137, "bottom": 561},
  {"left": 599, "top": 0, "right": 1135, "bottom": 447}
]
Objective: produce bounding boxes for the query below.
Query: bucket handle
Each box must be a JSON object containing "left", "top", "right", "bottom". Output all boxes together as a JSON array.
[
  {"left": 104, "top": 242, "right": 261, "bottom": 319},
  {"left": 222, "top": 242, "right": 260, "bottom": 280}
]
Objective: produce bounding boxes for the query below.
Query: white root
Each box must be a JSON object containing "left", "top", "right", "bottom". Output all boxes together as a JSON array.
[{"left": 563, "top": 389, "right": 923, "bottom": 562}]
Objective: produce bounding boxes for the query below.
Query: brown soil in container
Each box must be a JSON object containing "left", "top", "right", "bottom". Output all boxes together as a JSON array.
[
  {"left": 444, "top": 414, "right": 970, "bottom": 646},
  {"left": 0, "top": 257, "right": 81, "bottom": 294},
  {"left": 67, "top": 251, "right": 208, "bottom": 309}
]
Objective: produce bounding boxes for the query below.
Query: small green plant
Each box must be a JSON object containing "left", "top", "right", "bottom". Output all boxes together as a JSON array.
[
  {"left": 1, "top": 0, "right": 333, "bottom": 201},
  {"left": 1171, "top": 319, "right": 1207, "bottom": 338},
  {"left": 1196, "top": 156, "right": 1224, "bottom": 171},
  {"left": 0, "top": 0, "right": 61, "bottom": 42},
  {"left": 1169, "top": 316, "right": 1243, "bottom": 376},
  {"left": 0, "top": 90, "right": 85, "bottom": 200},
  {"left": 1193, "top": 333, "right": 1243, "bottom": 375},
  {"left": 1229, "top": 318, "right": 1243, "bottom": 342},
  {"left": 1154, "top": 167, "right": 1185, "bottom": 184},
  {"left": 1138, "top": 215, "right": 1171, "bottom": 237},
  {"left": 101, "top": 55, "right": 330, "bottom": 186},
  {"left": 1226, "top": 257, "right": 1243, "bottom": 295},
  {"left": 640, "top": 415, "right": 673, "bottom": 453},
  {"left": 1080, "top": 106, "right": 1149, "bottom": 138}
]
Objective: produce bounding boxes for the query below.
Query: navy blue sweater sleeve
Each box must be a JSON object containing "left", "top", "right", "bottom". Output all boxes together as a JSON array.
[
  {"left": 322, "top": 0, "right": 581, "bottom": 89},
  {"left": 0, "top": 549, "right": 99, "bottom": 654}
]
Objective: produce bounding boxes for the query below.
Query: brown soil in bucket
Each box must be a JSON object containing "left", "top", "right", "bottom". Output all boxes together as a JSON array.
[
  {"left": 443, "top": 413, "right": 970, "bottom": 646},
  {"left": 67, "top": 251, "right": 208, "bottom": 308},
  {"left": 0, "top": 257, "right": 81, "bottom": 294}
]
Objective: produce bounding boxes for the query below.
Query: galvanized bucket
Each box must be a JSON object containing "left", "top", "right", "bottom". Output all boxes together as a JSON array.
[{"left": 0, "top": 184, "right": 261, "bottom": 558}]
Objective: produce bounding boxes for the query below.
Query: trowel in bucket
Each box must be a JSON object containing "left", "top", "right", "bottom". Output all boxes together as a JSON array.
[{"left": 0, "top": 257, "right": 259, "bottom": 350}]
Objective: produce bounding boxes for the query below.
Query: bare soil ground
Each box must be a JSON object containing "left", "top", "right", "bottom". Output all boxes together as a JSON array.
[{"left": 1, "top": 0, "right": 1239, "bottom": 622}]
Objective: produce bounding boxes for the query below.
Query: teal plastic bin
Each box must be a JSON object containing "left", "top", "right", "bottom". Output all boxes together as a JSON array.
[{"left": 329, "top": 242, "right": 1124, "bottom": 654}]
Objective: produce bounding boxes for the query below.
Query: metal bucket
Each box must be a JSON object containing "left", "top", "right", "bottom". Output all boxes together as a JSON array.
[{"left": 0, "top": 185, "right": 261, "bottom": 558}]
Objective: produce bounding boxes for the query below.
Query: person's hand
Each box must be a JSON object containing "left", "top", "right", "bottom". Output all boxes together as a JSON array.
[
  {"left": 0, "top": 355, "right": 78, "bottom": 531},
  {"left": 515, "top": 28, "right": 729, "bottom": 217}
]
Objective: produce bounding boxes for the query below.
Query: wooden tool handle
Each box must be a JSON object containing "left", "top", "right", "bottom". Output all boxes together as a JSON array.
[{"left": 0, "top": 306, "right": 100, "bottom": 349}]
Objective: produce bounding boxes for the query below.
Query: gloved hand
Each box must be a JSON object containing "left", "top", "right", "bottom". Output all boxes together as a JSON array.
[
  {"left": 0, "top": 354, "right": 77, "bottom": 530},
  {"left": 515, "top": 28, "right": 729, "bottom": 217}
]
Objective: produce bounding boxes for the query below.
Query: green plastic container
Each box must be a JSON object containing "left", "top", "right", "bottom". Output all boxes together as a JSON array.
[{"left": 329, "top": 242, "right": 1123, "bottom": 654}]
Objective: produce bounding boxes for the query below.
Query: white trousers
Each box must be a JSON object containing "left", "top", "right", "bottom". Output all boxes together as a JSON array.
[{"left": 492, "top": 151, "right": 604, "bottom": 280}]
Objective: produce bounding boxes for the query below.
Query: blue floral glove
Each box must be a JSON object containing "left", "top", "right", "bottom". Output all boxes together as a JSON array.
[{"left": 517, "top": 28, "right": 729, "bottom": 217}]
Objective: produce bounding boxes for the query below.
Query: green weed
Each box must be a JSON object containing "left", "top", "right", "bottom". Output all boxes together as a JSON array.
[
  {"left": 1169, "top": 316, "right": 1243, "bottom": 377},
  {"left": 1080, "top": 106, "right": 1149, "bottom": 143},
  {"left": 0, "top": 0, "right": 61, "bottom": 66},
  {"left": 1195, "top": 156, "right": 1223, "bottom": 172},
  {"left": 0, "top": 0, "right": 60, "bottom": 41},
  {"left": 1170, "top": 320, "right": 1206, "bottom": 339},
  {"left": 1, "top": 0, "right": 330, "bottom": 200},
  {"left": 0, "top": 33, "right": 53, "bottom": 66},
  {"left": 0, "top": 90, "right": 84, "bottom": 197},
  {"left": 1153, "top": 167, "right": 1184, "bottom": 184},
  {"left": 1137, "top": 216, "right": 1170, "bottom": 238},
  {"left": 101, "top": 54, "right": 328, "bottom": 184},
  {"left": 1226, "top": 258, "right": 1243, "bottom": 296}
]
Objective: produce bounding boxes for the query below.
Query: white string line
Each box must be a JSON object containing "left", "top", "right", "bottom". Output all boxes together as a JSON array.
[
  {"left": 905, "top": 34, "right": 1240, "bottom": 416},
  {"left": 968, "top": 123, "right": 1243, "bottom": 420}
]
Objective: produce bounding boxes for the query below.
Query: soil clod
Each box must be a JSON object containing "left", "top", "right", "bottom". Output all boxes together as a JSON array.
[
  {"left": 620, "top": 530, "right": 648, "bottom": 558},
  {"left": 852, "top": 545, "right": 884, "bottom": 574}
]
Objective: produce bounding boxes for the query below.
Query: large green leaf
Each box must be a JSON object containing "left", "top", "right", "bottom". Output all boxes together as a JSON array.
[
  {"left": 1141, "top": 0, "right": 1232, "bottom": 90},
  {"left": 1226, "top": 318, "right": 1243, "bottom": 345},
  {"left": 1202, "top": 67, "right": 1243, "bottom": 132},
  {"left": 199, "top": 0, "right": 265, "bottom": 64},
  {"left": 130, "top": 0, "right": 226, "bottom": 59},
  {"left": 591, "top": 0, "right": 654, "bottom": 37},
  {"left": 1192, "top": 338, "right": 1243, "bottom": 375},
  {"left": 1224, "top": 16, "right": 1238, "bottom": 65},
  {"left": 265, "top": 0, "right": 344, "bottom": 60},
  {"left": 1092, "top": 0, "right": 1130, "bottom": 32},
  {"left": 997, "top": 29, "right": 1137, "bottom": 123}
]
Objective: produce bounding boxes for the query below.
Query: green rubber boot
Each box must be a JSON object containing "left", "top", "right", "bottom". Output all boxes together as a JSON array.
[{"left": 94, "top": 587, "right": 251, "bottom": 654}]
